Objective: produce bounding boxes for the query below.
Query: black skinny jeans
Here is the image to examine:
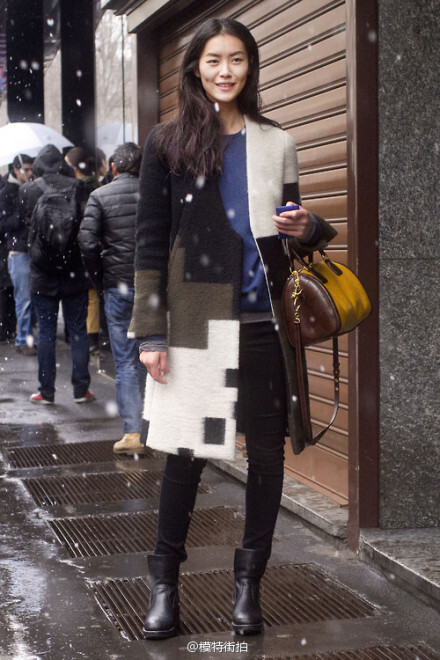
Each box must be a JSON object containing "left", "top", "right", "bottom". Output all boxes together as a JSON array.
[{"left": 154, "top": 320, "right": 287, "bottom": 561}]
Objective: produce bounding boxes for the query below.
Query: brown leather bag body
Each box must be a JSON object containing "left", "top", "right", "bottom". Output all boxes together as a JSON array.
[{"left": 282, "top": 248, "right": 371, "bottom": 444}]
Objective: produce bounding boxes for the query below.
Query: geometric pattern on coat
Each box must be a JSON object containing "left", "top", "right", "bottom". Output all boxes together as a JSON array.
[
  {"left": 167, "top": 238, "right": 238, "bottom": 348},
  {"left": 141, "top": 318, "right": 240, "bottom": 460}
]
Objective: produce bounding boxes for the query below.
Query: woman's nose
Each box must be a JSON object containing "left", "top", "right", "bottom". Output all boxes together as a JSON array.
[{"left": 219, "top": 61, "right": 231, "bottom": 76}]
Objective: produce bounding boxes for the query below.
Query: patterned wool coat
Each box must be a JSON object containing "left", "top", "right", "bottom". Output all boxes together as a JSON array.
[{"left": 129, "top": 116, "right": 337, "bottom": 460}]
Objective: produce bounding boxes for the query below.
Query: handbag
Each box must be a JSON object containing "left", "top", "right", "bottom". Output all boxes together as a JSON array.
[{"left": 282, "top": 248, "right": 371, "bottom": 444}]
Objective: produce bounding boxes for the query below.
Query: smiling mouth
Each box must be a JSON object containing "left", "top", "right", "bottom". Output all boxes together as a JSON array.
[{"left": 216, "top": 83, "right": 235, "bottom": 88}]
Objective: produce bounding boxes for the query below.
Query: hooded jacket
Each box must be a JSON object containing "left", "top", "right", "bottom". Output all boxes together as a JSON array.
[{"left": 19, "top": 144, "right": 89, "bottom": 297}]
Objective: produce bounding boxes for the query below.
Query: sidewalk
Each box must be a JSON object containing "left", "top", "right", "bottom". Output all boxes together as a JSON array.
[
  {"left": 0, "top": 334, "right": 439, "bottom": 659},
  {"left": 214, "top": 454, "right": 440, "bottom": 611}
]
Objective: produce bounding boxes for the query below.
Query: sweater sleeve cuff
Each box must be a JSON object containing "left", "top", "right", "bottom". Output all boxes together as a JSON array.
[
  {"left": 139, "top": 335, "right": 167, "bottom": 353},
  {"left": 298, "top": 213, "right": 321, "bottom": 245}
]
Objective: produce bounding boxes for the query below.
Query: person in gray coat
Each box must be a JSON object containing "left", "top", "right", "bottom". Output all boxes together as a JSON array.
[{"left": 78, "top": 142, "right": 146, "bottom": 454}]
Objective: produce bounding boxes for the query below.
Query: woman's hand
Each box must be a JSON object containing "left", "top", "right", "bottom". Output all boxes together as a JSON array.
[
  {"left": 139, "top": 350, "right": 170, "bottom": 384},
  {"left": 273, "top": 201, "right": 312, "bottom": 240}
]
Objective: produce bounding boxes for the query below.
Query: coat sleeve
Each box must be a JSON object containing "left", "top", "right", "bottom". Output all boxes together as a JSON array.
[
  {"left": 78, "top": 191, "right": 104, "bottom": 291},
  {"left": 282, "top": 131, "right": 338, "bottom": 254},
  {"left": 129, "top": 128, "right": 172, "bottom": 339}
]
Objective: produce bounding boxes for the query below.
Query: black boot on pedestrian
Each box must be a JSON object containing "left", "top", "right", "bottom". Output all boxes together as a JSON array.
[
  {"left": 142, "top": 554, "right": 180, "bottom": 639},
  {"left": 232, "top": 548, "right": 268, "bottom": 635}
]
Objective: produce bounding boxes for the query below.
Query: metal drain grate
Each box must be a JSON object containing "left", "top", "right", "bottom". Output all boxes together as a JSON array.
[
  {"left": 3, "top": 440, "right": 155, "bottom": 468},
  {"left": 90, "top": 563, "right": 376, "bottom": 640},
  {"left": 279, "top": 644, "right": 440, "bottom": 659},
  {"left": 23, "top": 470, "right": 209, "bottom": 506},
  {"left": 48, "top": 506, "right": 245, "bottom": 557}
]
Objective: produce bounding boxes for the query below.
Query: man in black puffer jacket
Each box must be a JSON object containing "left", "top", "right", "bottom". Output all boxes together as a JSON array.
[
  {"left": 19, "top": 143, "right": 95, "bottom": 405},
  {"left": 79, "top": 142, "right": 146, "bottom": 454}
]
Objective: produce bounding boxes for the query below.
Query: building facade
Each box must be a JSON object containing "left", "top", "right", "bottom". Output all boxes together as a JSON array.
[{"left": 103, "top": 0, "right": 439, "bottom": 546}]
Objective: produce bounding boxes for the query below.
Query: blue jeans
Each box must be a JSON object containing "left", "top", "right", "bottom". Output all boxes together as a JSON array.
[
  {"left": 32, "top": 291, "right": 90, "bottom": 401},
  {"left": 8, "top": 252, "right": 33, "bottom": 347},
  {"left": 104, "top": 287, "right": 146, "bottom": 433}
]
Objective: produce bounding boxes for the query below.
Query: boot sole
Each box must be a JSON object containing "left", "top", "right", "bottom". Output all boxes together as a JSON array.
[
  {"left": 232, "top": 622, "right": 264, "bottom": 635},
  {"left": 113, "top": 447, "right": 147, "bottom": 455},
  {"left": 142, "top": 626, "right": 177, "bottom": 639}
]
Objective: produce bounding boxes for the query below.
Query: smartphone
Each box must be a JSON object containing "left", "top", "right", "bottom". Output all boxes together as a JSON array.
[{"left": 276, "top": 204, "right": 299, "bottom": 239}]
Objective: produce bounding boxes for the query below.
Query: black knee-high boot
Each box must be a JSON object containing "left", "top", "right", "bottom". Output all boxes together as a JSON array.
[
  {"left": 232, "top": 548, "right": 269, "bottom": 635},
  {"left": 143, "top": 554, "right": 180, "bottom": 639}
]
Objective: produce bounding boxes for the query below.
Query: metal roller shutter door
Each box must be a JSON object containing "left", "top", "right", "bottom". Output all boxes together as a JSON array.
[{"left": 158, "top": 0, "right": 349, "bottom": 504}]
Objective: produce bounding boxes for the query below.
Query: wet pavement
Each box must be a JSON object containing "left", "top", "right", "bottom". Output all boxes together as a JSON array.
[{"left": 1, "top": 333, "right": 440, "bottom": 659}]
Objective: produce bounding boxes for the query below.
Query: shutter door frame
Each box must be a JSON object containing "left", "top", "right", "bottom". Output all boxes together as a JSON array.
[{"left": 346, "top": 0, "right": 379, "bottom": 547}]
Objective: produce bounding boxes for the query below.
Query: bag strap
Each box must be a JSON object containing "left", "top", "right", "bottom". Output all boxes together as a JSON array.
[
  {"left": 34, "top": 177, "right": 50, "bottom": 194},
  {"left": 292, "top": 320, "right": 312, "bottom": 440},
  {"left": 293, "top": 322, "right": 340, "bottom": 445}
]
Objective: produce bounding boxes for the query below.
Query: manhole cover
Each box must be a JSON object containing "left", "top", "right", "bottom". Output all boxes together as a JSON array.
[
  {"left": 89, "top": 563, "right": 376, "bottom": 640},
  {"left": 3, "top": 439, "right": 155, "bottom": 468},
  {"left": 49, "top": 506, "right": 245, "bottom": 557},
  {"left": 22, "top": 469, "right": 209, "bottom": 506}
]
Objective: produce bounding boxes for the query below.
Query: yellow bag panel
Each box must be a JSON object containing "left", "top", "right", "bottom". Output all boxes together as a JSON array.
[{"left": 307, "top": 262, "right": 371, "bottom": 334}]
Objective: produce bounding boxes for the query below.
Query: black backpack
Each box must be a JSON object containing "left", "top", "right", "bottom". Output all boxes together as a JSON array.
[{"left": 29, "top": 178, "right": 80, "bottom": 273}]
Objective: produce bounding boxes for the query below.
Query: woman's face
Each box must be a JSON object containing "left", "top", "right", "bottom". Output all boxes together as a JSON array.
[{"left": 195, "top": 33, "right": 250, "bottom": 110}]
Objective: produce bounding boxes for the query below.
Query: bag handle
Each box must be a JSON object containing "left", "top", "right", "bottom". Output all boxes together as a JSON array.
[
  {"left": 35, "top": 177, "right": 50, "bottom": 194},
  {"left": 287, "top": 243, "right": 343, "bottom": 277}
]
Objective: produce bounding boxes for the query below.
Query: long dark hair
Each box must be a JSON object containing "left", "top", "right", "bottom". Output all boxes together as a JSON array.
[{"left": 154, "top": 18, "right": 277, "bottom": 178}]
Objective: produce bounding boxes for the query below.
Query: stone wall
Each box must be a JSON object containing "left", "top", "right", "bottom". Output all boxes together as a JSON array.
[{"left": 378, "top": 0, "right": 440, "bottom": 527}]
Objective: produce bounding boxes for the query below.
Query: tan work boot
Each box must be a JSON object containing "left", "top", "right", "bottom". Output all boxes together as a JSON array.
[{"left": 113, "top": 433, "right": 145, "bottom": 455}]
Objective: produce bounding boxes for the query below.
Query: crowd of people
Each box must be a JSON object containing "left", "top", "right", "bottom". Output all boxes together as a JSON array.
[{"left": 0, "top": 140, "right": 146, "bottom": 451}]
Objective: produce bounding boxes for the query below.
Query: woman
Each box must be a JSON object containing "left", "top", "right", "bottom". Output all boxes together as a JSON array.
[{"left": 130, "top": 18, "right": 337, "bottom": 639}]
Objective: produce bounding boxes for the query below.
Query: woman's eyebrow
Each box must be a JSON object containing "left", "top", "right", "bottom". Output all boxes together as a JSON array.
[{"left": 204, "top": 50, "right": 245, "bottom": 57}]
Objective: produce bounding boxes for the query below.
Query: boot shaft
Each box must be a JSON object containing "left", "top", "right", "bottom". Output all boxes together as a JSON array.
[
  {"left": 234, "top": 548, "right": 269, "bottom": 582},
  {"left": 148, "top": 553, "right": 180, "bottom": 587}
]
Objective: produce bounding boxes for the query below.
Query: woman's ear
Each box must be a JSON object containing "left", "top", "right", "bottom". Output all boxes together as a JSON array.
[{"left": 194, "top": 67, "right": 200, "bottom": 79}]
